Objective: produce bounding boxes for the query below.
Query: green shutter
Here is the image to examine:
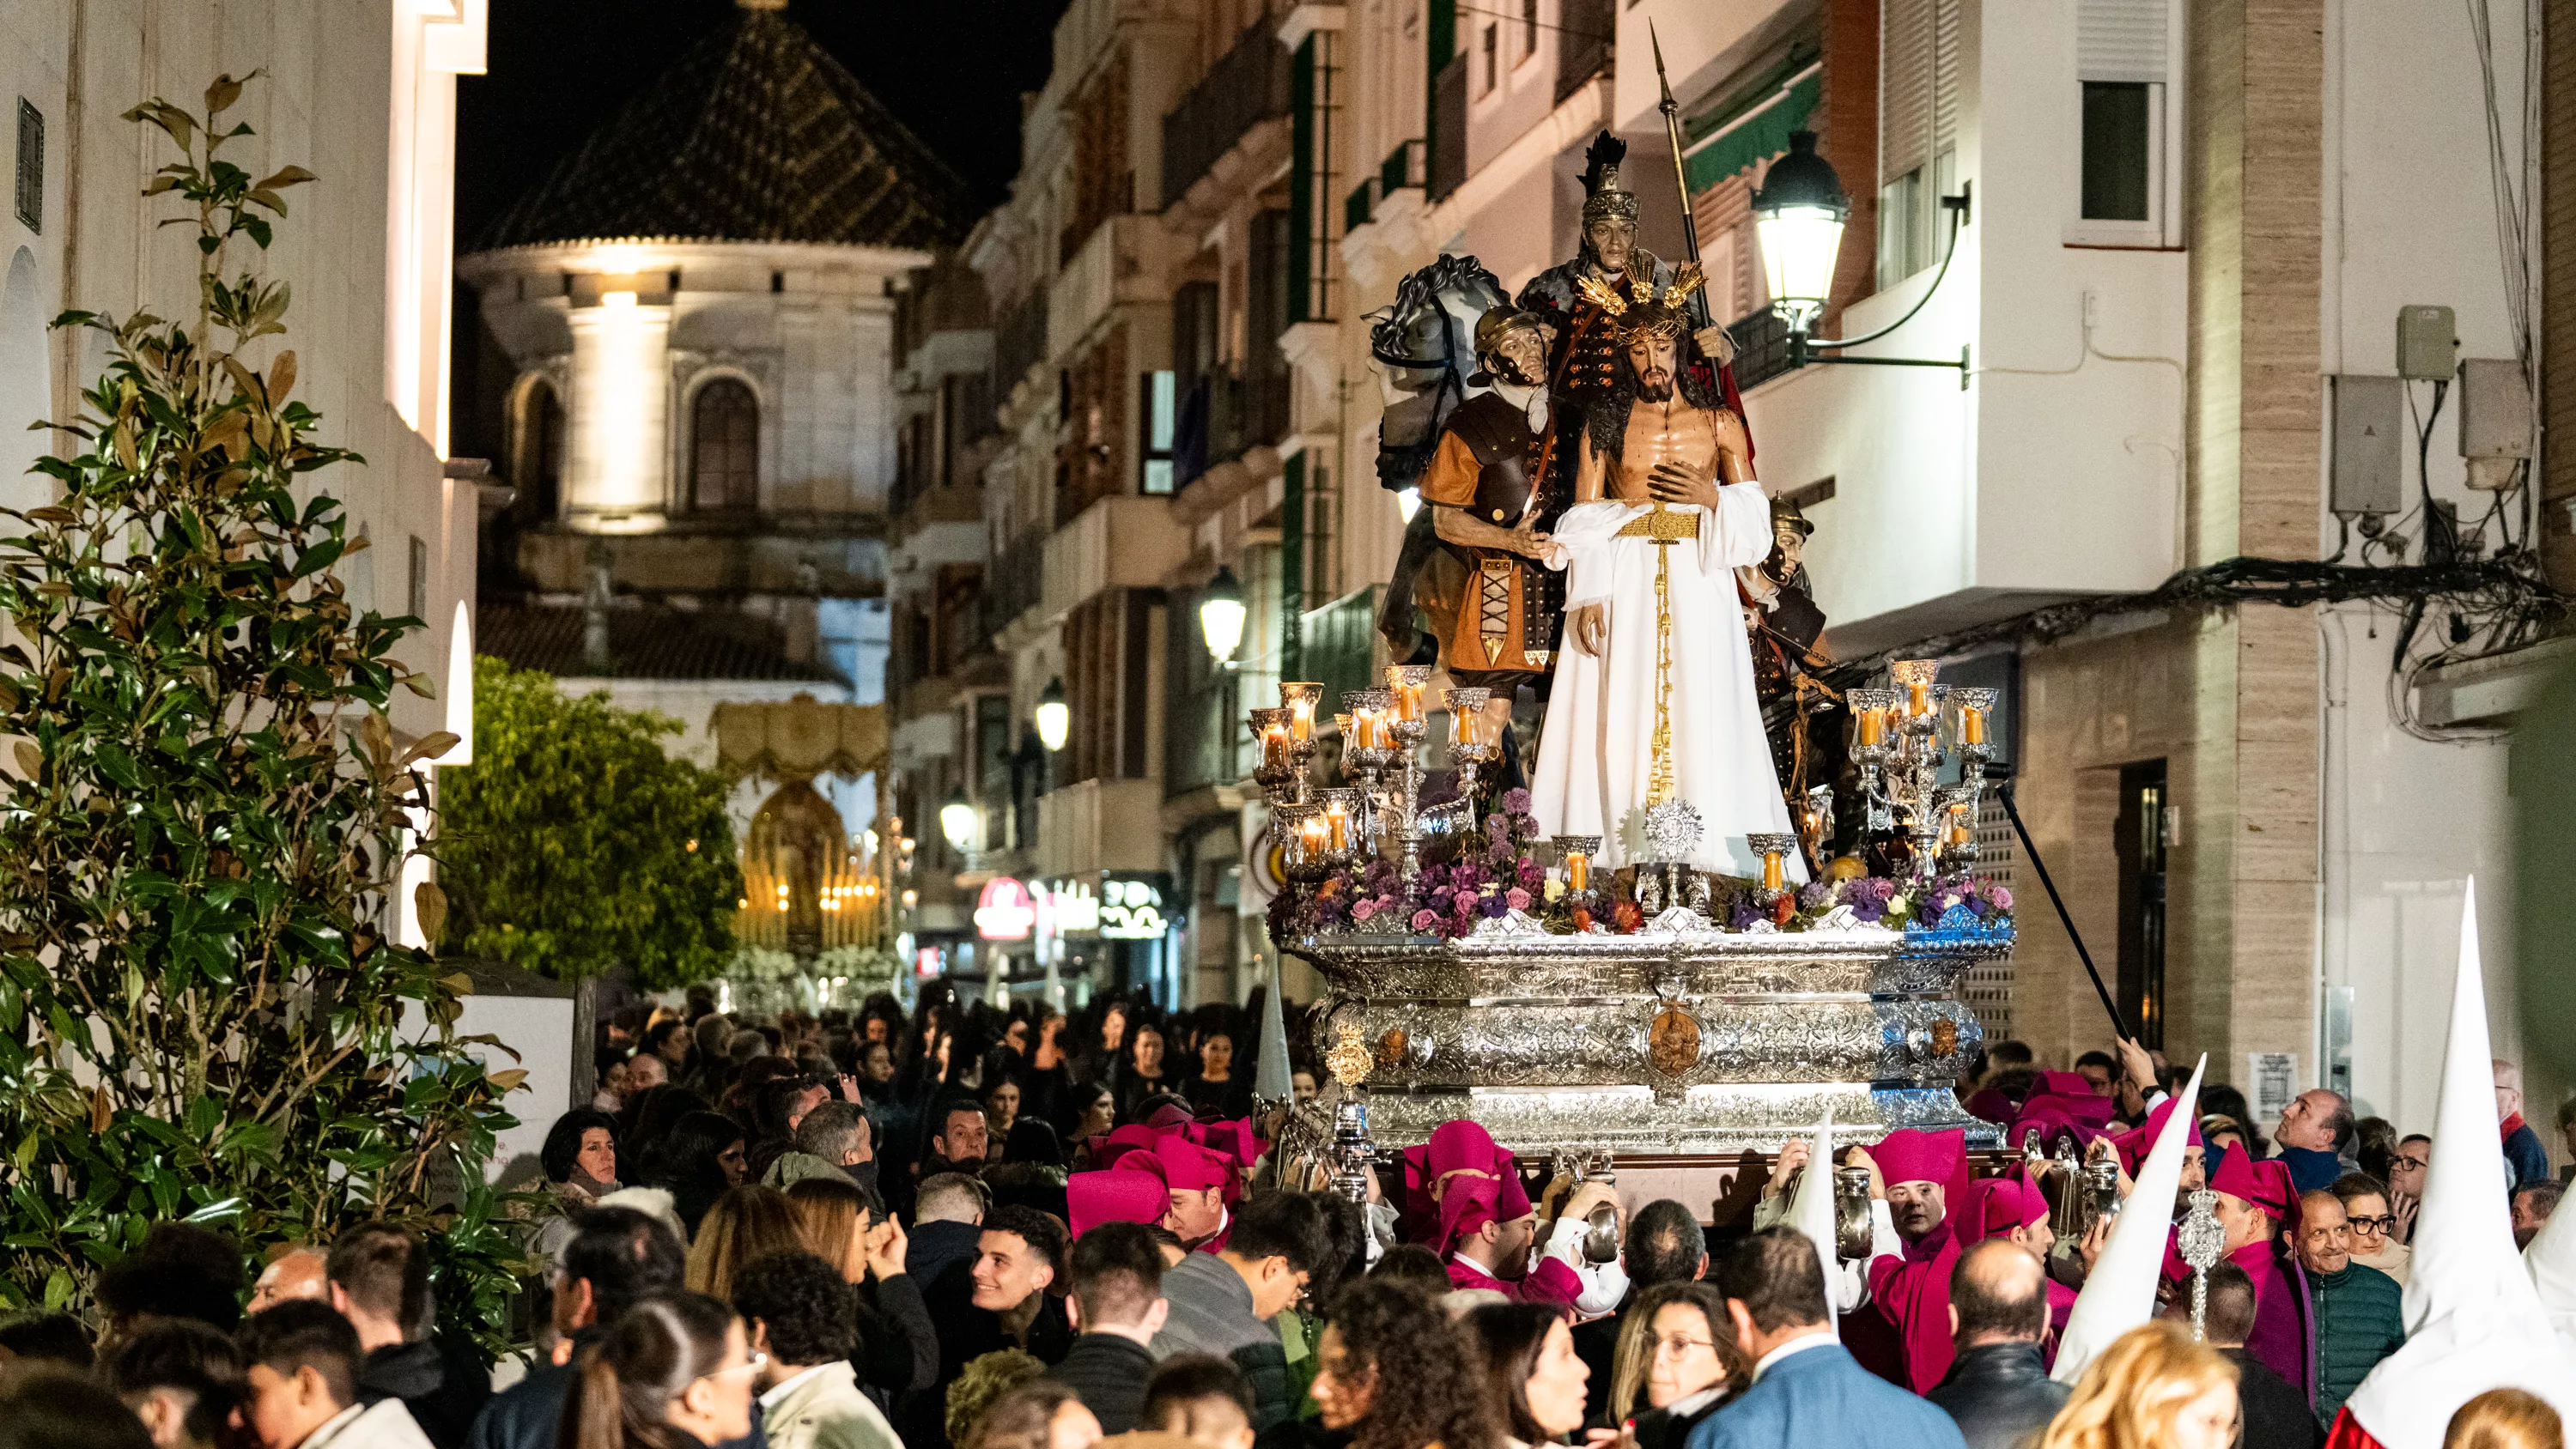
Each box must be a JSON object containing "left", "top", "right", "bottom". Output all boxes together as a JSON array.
[
  {"left": 1682, "top": 62, "right": 1822, "bottom": 193},
  {"left": 1281, "top": 452, "right": 1305, "bottom": 680},
  {"left": 1290, "top": 35, "right": 1316, "bottom": 324}
]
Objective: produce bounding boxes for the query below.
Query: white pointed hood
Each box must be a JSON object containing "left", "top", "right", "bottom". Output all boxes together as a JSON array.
[
  {"left": 2527, "top": 1196, "right": 2576, "bottom": 1357},
  {"left": 1254, "top": 954, "right": 1295, "bottom": 1103},
  {"left": 1789, "top": 1103, "right": 1838, "bottom": 1331},
  {"left": 2342, "top": 880, "right": 2576, "bottom": 1446},
  {"left": 2052, "top": 1055, "right": 2204, "bottom": 1384}
]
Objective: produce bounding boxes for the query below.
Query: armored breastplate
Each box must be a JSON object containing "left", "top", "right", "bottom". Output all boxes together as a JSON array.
[{"left": 1448, "top": 392, "right": 1542, "bottom": 524}]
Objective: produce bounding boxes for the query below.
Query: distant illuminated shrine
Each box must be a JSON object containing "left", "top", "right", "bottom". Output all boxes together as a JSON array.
[{"left": 459, "top": 0, "right": 970, "bottom": 901}]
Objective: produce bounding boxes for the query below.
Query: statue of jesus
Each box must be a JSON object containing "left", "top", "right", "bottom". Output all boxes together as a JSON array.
[{"left": 1527, "top": 266, "right": 1807, "bottom": 882}]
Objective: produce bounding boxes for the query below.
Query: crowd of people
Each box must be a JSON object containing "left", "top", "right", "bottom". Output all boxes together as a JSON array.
[{"left": 1, "top": 977, "right": 2568, "bottom": 1449}]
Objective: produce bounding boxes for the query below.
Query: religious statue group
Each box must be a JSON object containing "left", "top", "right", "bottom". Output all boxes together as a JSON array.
[{"left": 1374, "top": 133, "right": 1829, "bottom": 882}]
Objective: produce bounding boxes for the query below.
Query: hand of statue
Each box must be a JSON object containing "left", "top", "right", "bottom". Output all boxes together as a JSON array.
[
  {"left": 1572, "top": 602, "right": 1609, "bottom": 657},
  {"left": 1647, "top": 458, "right": 1722, "bottom": 511},
  {"left": 1767, "top": 1138, "right": 1810, "bottom": 1198},
  {"left": 1507, "top": 519, "right": 1556, "bottom": 561},
  {"left": 1692, "top": 324, "right": 1736, "bottom": 368}
]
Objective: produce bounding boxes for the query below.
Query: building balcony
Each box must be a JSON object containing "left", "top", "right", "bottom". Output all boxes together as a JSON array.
[
  {"left": 1048, "top": 214, "right": 1184, "bottom": 362},
  {"left": 1034, "top": 777, "right": 1167, "bottom": 878},
  {"left": 1162, "top": 18, "right": 1295, "bottom": 211},
  {"left": 1041, "top": 494, "right": 1192, "bottom": 622}
]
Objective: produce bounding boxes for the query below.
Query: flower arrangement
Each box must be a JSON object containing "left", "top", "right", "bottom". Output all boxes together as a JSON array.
[{"left": 1262, "top": 792, "right": 2014, "bottom": 942}]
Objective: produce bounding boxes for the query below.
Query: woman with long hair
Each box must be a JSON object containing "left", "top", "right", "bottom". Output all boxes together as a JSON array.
[
  {"left": 961, "top": 1374, "right": 1099, "bottom": 1449},
  {"left": 1114, "top": 1022, "right": 1170, "bottom": 1121},
  {"left": 1606, "top": 1284, "right": 1742, "bottom": 1449},
  {"left": 560, "top": 1293, "right": 756, "bottom": 1449},
  {"left": 1177, "top": 1026, "right": 1253, "bottom": 1120},
  {"left": 1310, "top": 1280, "right": 1501, "bottom": 1449},
  {"left": 785, "top": 1175, "right": 940, "bottom": 1404},
  {"left": 2037, "top": 1321, "right": 2239, "bottom": 1449},
  {"left": 641, "top": 1111, "right": 750, "bottom": 1238},
  {"left": 683, "top": 1185, "right": 805, "bottom": 1301},
  {"left": 1461, "top": 1303, "right": 1590, "bottom": 1449},
  {"left": 1061, "top": 1083, "right": 1116, "bottom": 1161}
]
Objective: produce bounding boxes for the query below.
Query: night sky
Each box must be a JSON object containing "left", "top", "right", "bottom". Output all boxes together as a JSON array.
[{"left": 451, "top": 0, "right": 1067, "bottom": 461}]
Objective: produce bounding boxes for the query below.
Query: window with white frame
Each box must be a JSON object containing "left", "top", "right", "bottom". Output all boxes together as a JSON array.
[
  {"left": 1878, "top": 0, "right": 1959, "bottom": 290},
  {"left": 2069, "top": 0, "right": 2181, "bottom": 246}
]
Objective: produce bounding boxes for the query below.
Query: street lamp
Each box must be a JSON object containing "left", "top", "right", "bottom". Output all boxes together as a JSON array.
[
  {"left": 1199, "top": 565, "right": 1247, "bottom": 668},
  {"left": 939, "top": 787, "right": 977, "bottom": 856},
  {"left": 1035, "top": 677, "right": 1070, "bottom": 753},
  {"left": 1753, "top": 130, "right": 1971, "bottom": 379}
]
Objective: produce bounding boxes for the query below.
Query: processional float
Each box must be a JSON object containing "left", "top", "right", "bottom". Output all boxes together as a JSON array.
[{"left": 1258, "top": 658, "right": 2015, "bottom": 1194}]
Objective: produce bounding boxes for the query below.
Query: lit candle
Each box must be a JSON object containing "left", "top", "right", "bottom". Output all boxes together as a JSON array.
[
  {"left": 1908, "top": 679, "right": 1930, "bottom": 716},
  {"left": 1761, "top": 847, "right": 1785, "bottom": 893},
  {"left": 1568, "top": 852, "right": 1589, "bottom": 894},
  {"left": 1452, "top": 709, "right": 1476, "bottom": 749},
  {"left": 1262, "top": 722, "right": 1289, "bottom": 769},
  {"left": 1290, "top": 697, "right": 1315, "bottom": 743},
  {"left": 1326, "top": 798, "right": 1351, "bottom": 851},
  {"left": 1960, "top": 706, "right": 1985, "bottom": 745},
  {"left": 1859, "top": 708, "right": 1884, "bottom": 747},
  {"left": 1299, "top": 814, "right": 1329, "bottom": 857}
]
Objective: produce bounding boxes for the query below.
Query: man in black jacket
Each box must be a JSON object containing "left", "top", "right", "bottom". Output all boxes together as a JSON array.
[
  {"left": 1048, "top": 1223, "right": 1170, "bottom": 1434},
  {"left": 2182, "top": 1263, "right": 2324, "bottom": 1449},
  {"left": 905, "top": 1172, "right": 988, "bottom": 1289},
  {"left": 466, "top": 1207, "right": 692, "bottom": 1449},
  {"left": 1927, "top": 1240, "right": 2069, "bottom": 1449},
  {"left": 326, "top": 1222, "right": 488, "bottom": 1449}
]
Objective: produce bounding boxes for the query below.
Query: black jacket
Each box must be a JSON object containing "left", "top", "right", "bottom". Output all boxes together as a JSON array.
[
  {"left": 860, "top": 1270, "right": 941, "bottom": 1403},
  {"left": 1628, "top": 1385, "right": 1729, "bottom": 1449},
  {"left": 1571, "top": 1309, "right": 1624, "bottom": 1427},
  {"left": 2221, "top": 1348, "right": 2325, "bottom": 1449},
  {"left": 359, "top": 1338, "right": 489, "bottom": 1449},
  {"left": 906, "top": 1219, "right": 984, "bottom": 1295},
  {"left": 1925, "top": 1342, "right": 2070, "bottom": 1449},
  {"left": 1048, "top": 1332, "right": 1159, "bottom": 1434}
]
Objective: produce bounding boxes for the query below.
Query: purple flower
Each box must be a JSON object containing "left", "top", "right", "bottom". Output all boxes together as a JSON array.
[
  {"left": 1728, "top": 900, "right": 1761, "bottom": 931},
  {"left": 1410, "top": 909, "right": 1438, "bottom": 931},
  {"left": 1988, "top": 886, "right": 2013, "bottom": 911},
  {"left": 1504, "top": 887, "right": 1532, "bottom": 910},
  {"left": 1480, "top": 894, "right": 1510, "bottom": 919},
  {"left": 1517, "top": 859, "right": 1546, "bottom": 892},
  {"left": 1800, "top": 882, "right": 1834, "bottom": 910},
  {"left": 1852, "top": 896, "right": 1888, "bottom": 924},
  {"left": 1502, "top": 787, "right": 1533, "bottom": 815},
  {"left": 1486, "top": 814, "right": 1512, "bottom": 846}
]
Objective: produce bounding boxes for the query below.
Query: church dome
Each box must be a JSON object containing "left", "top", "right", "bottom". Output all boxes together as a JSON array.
[{"left": 474, "top": 3, "right": 970, "bottom": 253}]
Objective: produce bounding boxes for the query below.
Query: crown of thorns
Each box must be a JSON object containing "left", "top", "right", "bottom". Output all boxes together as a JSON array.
[{"left": 1575, "top": 264, "right": 1705, "bottom": 341}]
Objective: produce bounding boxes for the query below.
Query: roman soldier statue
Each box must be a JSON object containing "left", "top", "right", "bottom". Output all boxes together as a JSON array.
[
  {"left": 1417, "top": 306, "right": 1564, "bottom": 790},
  {"left": 1516, "top": 133, "right": 1750, "bottom": 449}
]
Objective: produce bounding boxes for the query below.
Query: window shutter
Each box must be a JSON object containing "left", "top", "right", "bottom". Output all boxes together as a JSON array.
[
  {"left": 1880, "top": 0, "right": 1933, "bottom": 185},
  {"left": 1932, "top": 0, "right": 1962, "bottom": 160},
  {"left": 2080, "top": 0, "right": 2169, "bottom": 83}
]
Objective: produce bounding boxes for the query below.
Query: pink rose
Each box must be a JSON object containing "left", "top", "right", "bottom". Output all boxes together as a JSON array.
[
  {"left": 1352, "top": 900, "right": 1376, "bottom": 921},
  {"left": 1504, "top": 888, "right": 1531, "bottom": 910},
  {"left": 1410, "top": 909, "right": 1438, "bottom": 931},
  {"left": 1988, "top": 886, "right": 2013, "bottom": 911}
]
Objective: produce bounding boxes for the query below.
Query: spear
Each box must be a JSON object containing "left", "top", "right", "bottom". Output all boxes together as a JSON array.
[{"left": 1649, "top": 21, "right": 1712, "bottom": 330}]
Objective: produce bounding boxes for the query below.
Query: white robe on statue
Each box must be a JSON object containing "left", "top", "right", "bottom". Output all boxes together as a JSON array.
[{"left": 1529, "top": 485, "right": 1807, "bottom": 880}]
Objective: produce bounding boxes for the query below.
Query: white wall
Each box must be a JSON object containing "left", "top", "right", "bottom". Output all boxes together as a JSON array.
[{"left": 2315, "top": 0, "right": 2546, "bottom": 1136}]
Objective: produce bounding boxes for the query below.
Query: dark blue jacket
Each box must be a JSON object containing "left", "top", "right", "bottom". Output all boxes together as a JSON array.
[
  {"left": 1686, "top": 1340, "right": 1966, "bottom": 1449},
  {"left": 2506, "top": 1122, "right": 2553, "bottom": 1191}
]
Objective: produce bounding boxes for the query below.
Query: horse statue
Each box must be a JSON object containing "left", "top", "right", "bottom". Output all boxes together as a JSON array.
[{"left": 1366, "top": 255, "right": 1510, "bottom": 658}]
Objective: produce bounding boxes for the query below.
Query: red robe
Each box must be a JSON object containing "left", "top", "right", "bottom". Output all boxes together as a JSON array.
[
  {"left": 2322, "top": 1409, "right": 2382, "bottom": 1449},
  {"left": 1861, "top": 1219, "right": 1963, "bottom": 1392},
  {"left": 1447, "top": 1251, "right": 1583, "bottom": 1307}
]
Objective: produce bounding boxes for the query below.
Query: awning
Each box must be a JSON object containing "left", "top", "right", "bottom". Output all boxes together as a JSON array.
[{"left": 1684, "top": 59, "right": 1823, "bottom": 193}]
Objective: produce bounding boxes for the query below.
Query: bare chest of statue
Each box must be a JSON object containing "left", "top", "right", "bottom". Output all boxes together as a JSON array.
[{"left": 1607, "top": 397, "right": 1719, "bottom": 501}]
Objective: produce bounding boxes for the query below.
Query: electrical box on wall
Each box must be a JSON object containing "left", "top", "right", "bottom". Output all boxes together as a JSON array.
[
  {"left": 2397, "top": 305, "right": 2457, "bottom": 381},
  {"left": 2330, "top": 374, "right": 2403, "bottom": 519},
  {"left": 2458, "top": 359, "right": 2533, "bottom": 491}
]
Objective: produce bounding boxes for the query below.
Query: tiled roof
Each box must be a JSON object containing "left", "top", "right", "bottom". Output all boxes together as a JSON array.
[
  {"left": 478, "top": 602, "right": 840, "bottom": 683},
  {"left": 473, "top": 9, "right": 970, "bottom": 253}
]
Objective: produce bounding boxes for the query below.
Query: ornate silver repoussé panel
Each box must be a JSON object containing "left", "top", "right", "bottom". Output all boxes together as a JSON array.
[{"left": 1288, "top": 909, "right": 2012, "bottom": 1155}]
